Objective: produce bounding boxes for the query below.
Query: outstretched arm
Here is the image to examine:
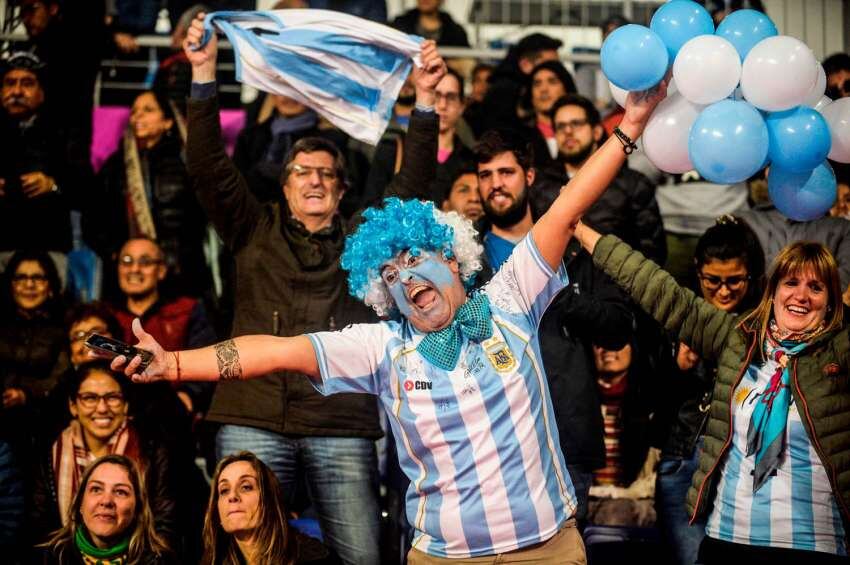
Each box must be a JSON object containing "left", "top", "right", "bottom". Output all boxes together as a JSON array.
[
  {"left": 531, "top": 83, "right": 668, "bottom": 271},
  {"left": 110, "top": 320, "right": 319, "bottom": 383}
]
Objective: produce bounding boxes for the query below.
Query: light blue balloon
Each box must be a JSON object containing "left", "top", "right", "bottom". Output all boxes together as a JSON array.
[
  {"left": 715, "top": 9, "right": 778, "bottom": 60},
  {"left": 601, "top": 24, "right": 669, "bottom": 91},
  {"left": 650, "top": 0, "right": 715, "bottom": 62},
  {"left": 689, "top": 100, "right": 769, "bottom": 184},
  {"left": 769, "top": 162, "right": 837, "bottom": 221},
  {"left": 766, "top": 106, "right": 832, "bottom": 173}
]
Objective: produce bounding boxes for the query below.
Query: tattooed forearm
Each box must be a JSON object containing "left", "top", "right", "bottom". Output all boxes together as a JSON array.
[{"left": 215, "top": 340, "right": 243, "bottom": 380}]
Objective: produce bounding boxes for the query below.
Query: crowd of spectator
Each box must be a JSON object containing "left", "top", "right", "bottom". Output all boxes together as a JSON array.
[{"left": 1, "top": 0, "right": 850, "bottom": 564}]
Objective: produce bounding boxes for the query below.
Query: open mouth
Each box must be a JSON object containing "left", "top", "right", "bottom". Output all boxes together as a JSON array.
[
  {"left": 488, "top": 191, "right": 512, "bottom": 206},
  {"left": 409, "top": 285, "right": 437, "bottom": 309}
]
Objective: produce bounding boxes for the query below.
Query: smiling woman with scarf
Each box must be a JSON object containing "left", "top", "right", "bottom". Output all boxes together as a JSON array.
[{"left": 571, "top": 221, "right": 850, "bottom": 563}]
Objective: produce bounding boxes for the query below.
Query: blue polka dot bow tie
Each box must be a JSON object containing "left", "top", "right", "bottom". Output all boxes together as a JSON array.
[{"left": 416, "top": 292, "right": 493, "bottom": 371}]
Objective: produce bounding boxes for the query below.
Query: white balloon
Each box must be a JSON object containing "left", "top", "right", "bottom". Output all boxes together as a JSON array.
[
  {"left": 673, "top": 35, "right": 742, "bottom": 105},
  {"left": 813, "top": 95, "right": 832, "bottom": 114},
  {"left": 609, "top": 81, "right": 629, "bottom": 107},
  {"left": 741, "top": 36, "right": 818, "bottom": 111},
  {"left": 609, "top": 77, "right": 678, "bottom": 108},
  {"left": 803, "top": 63, "right": 827, "bottom": 107},
  {"left": 822, "top": 97, "right": 850, "bottom": 163},
  {"left": 642, "top": 92, "right": 705, "bottom": 174}
]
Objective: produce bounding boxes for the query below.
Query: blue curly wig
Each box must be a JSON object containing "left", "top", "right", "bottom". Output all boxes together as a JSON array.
[{"left": 342, "top": 198, "right": 483, "bottom": 316}]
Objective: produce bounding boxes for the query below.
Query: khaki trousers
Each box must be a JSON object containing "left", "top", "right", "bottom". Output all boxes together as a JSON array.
[{"left": 407, "top": 518, "right": 587, "bottom": 565}]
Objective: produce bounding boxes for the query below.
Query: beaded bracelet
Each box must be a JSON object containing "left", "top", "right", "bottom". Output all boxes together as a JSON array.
[{"left": 613, "top": 126, "right": 638, "bottom": 155}]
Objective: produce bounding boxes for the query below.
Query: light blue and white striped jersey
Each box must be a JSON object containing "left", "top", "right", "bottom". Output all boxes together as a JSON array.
[
  {"left": 200, "top": 10, "right": 422, "bottom": 145},
  {"left": 706, "top": 359, "right": 846, "bottom": 555},
  {"left": 308, "top": 235, "right": 576, "bottom": 558}
]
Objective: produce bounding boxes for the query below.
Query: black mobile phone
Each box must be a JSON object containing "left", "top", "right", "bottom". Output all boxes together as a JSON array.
[{"left": 84, "top": 334, "right": 154, "bottom": 371}]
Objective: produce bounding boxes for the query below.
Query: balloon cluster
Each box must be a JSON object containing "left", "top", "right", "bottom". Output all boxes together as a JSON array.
[{"left": 601, "top": 1, "right": 850, "bottom": 222}]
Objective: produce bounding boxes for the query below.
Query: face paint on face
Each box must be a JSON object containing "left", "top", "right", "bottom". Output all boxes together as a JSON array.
[{"left": 381, "top": 249, "right": 466, "bottom": 332}]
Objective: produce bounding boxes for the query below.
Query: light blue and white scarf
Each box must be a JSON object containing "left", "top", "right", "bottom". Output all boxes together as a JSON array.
[{"left": 198, "top": 10, "right": 423, "bottom": 145}]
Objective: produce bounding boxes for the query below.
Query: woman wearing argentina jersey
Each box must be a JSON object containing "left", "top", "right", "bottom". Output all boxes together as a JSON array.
[
  {"left": 572, "top": 221, "right": 850, "bottom": 563},
  {"left": 106, "top": 83, "right": 668, "bottom": 562}
]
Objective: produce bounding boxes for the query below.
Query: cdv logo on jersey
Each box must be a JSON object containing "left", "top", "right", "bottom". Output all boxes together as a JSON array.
[{"left": 404, "top": 379, "right": 432, "bottom": 391}]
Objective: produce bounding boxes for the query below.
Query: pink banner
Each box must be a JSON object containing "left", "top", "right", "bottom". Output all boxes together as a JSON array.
[{"left": 91, "top": 106, "right": 246, "bottom": 172}]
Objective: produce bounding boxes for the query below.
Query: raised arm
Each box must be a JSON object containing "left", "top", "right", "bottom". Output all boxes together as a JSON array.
[
  {"left": 574, "top": 222, "right": 736, "bottom": 361},
  {"left": 531, "top": 84, "right": 667, "bottom": 271},
  {"left": 111, "top": 320, "right": 319, "bottom": 383},
  {"left": 184, "top": 12, "right": 263, "bottom": 250}
]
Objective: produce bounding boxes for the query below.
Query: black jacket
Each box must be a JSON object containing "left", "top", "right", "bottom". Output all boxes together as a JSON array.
[
  {"left": 535, "top": 163, "right": 667, "bottom": 265},
  {"left": 88, "top": 133, "right": 210, "bottom": 297},
  {"left": 0, "top": 112, "right": 92, "bottom": 252},
  {"left": 187, "top": 95, "right": 438, "bottom": 438},
  {"left": 37, "top": 546, "right": 179, "bottom": 565},
  {"left": 391, "top": 9, "right": 470, "bottom": 47}
]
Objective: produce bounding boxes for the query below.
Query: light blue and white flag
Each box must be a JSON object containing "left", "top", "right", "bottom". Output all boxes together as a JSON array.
[{"left": 199, "top": 10, "right": 423, "bottom": 145}]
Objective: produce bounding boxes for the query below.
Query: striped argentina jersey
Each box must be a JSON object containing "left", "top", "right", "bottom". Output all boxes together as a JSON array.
[
  {"left": 706, "top": 359, "right": 847, "bottom": 555},
  {"left": 308, "top": 235, "right": 576, "bottom": 557}
]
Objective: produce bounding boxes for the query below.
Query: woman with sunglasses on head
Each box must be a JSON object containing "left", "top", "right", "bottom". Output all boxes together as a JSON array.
[
  {"left": 653, "top": 216, "right": 765, "bottom": 565},
  {"left": 29, "top": 362, "right": 178, "bottom": 556},
  {"left": 38, "top": 453, "right": 177, "bottom": 564},
  {"left": 573, "top": 213, "right": 850, "bottom": 562}
]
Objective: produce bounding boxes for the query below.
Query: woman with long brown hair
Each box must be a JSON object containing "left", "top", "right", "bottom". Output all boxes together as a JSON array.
[
  {"left": 203, "top": 451, "right": 338, "bottom": 565},
  {"left": 573, "top": 221, "right": 849, "bottom": 563},
  {"left": 38, "top": 454, "right": 176, "bottom": 564}
]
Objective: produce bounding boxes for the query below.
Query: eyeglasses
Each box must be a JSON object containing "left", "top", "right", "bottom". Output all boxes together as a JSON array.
[
  {"left": 287, "top": 164, "right": 338, "bottom": 182},
  {"left": 119, "top": 254, "right": 162, "bottom": 268},
  {"left": 76, "top": 392, "right": 125, "bottom": 409},
  {"left": 12, "top": 273, "right": 48, "bottom": 285},
  {"left": 554, "top": 119, "right": 590, "bottom": 133},
  {"left": 435, "top": 91, "right": 461, "bottom": 105},
  {"left": 69, "top": 327, "right": 109, "bottom": 343},
  {"left": 826, "top": 79, "right": 850, "bottom": 100},
  {"left": 698, "top": 273, "right": 750, "bottom": 291}
]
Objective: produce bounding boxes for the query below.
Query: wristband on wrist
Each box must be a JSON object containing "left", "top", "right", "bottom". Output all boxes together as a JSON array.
[{"left": 613, "top": 127, "right": 638, "bottom": 155}]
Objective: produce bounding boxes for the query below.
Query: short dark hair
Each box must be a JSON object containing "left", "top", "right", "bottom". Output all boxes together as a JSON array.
[
  {"left": 823, "top": 52, "right": 850, "bottom": 76},
  {"left": 472, "top": 62, "right": 493, "bottom": 79},
  {"left": 67, "top": 361, "right": 133, "bottom": 403},
  {"left": 280, "top": 136, "right": 348, "bottom": 189},
  {"left": 442, "top": 67, "right": 465, "bottom": 102},
  {"left": 525, "top": 60, "right": 577, "bottom": 110},
  {"left": 443, "top": 160, "right": 478, "bottom": 202},
  {"left": 601, "top": 15, "right": 630, "bottom": 35},
  {"left": 549, "top": 93, "right": 601, "bottom": 127},
  {"left": 2, "top": 249, "right": 62, "bottom": 317},
  {"left": 65, "top": 301, "right": 123, "bottom": 341},
  {"left": 474, "top": 129, "right": 534, "bottom": 172},
  {"left": 516, "top": 33, "right": 562, "bottom": 62}
]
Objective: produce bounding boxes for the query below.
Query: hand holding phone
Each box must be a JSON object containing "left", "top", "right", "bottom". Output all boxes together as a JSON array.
[{"left": 85, "top": 333, "right": 154, "bottom": 372}]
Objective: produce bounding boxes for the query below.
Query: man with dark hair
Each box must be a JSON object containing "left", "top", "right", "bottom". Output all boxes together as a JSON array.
[
  {"left": 440, "top": 161, "right": 482, "bottom": 221},
  {"left": 475, "top": 33, "right": 563, "bottom": 135},
  {"left": 182, "top": 11, "right": 446, "bottom": 563},
  {"left": 536, "top": 94, "right": 666, "bottom": 264},
  {"left": 473, "top": 128, "right": 633, "bottom": 529},
  {"left": 824, "top": 52, "right": 850, "bottom": 100},
  {"left": 0, "top": 52, "right": 90, "bottom": 253}
]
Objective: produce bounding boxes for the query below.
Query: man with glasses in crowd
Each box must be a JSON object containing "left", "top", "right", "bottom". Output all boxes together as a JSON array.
[
  {"left": 536, "top": 94, "right": 665, "bottom": 264},
  {"left": 181, "top": 12, "right": 446, "bottom": 563}
]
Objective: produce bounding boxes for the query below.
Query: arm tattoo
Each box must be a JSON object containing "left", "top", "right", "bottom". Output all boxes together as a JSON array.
[{"left": 215, "top": 340, "right": 243, "bottom": 380}]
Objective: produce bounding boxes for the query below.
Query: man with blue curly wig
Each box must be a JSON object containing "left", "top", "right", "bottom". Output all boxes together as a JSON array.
[{"left": 112, "top": 80, "right": 669, "bottom": 563}]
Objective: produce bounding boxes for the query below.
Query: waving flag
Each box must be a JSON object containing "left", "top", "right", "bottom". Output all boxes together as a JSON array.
[{"left": 199, "top": 10, "right": 423, "bottom": 145}]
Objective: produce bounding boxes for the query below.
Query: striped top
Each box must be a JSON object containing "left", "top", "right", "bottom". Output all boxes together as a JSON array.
[
  {"left": 308, "top": 235, "right": 575, "bottom": 557},
  {"left": 706, "top": 358, "right": 847, "bottom": 555}
]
